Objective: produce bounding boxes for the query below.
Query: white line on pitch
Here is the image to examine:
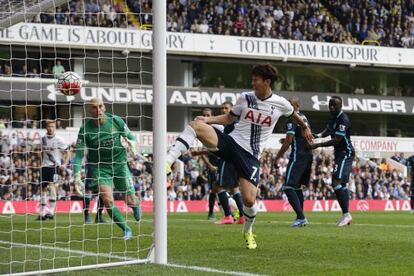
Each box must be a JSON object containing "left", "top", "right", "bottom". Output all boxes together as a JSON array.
[
  {"left": 173, "top": 218, "right": 414, "bottom": 228},
  {"left": 0, "top": 241, "right": 266, "bottom": 276},
  {"left": 0, "top": 240, "right": 137, "bottom": 261},
  {"left": 166, "top": 263, "right": 267, "bottom": 276}
]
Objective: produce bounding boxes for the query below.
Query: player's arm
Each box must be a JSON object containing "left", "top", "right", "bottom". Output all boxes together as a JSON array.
[
  {"left": 195, "top": 112, "right": 236, "bottom": 126},
  {"left": 275, "top": 120, "right": 296, "bottom": 160},
  {"left": 114, "top": 116, "right": 138, "bottom": 155},
  {"left": 61, "top": 147, "right": 70, "bottom": 171},
  {"left": 311, "top": 120, "right": 347, "bottom": 149},
  {"left": 314, "top": 126, "right": 330, "bottom": 139},
  {"left": 196, "top": 94, "right": 245, "bottom": 125},
  {"left": 201, "top": 155, "right": 217, "bottom": 172},
  {"left": 310, "top": 135, "right": 342, "bottom": 149},
  {"left": 290, "top": 112, "right": 313, "bottom": 145}
]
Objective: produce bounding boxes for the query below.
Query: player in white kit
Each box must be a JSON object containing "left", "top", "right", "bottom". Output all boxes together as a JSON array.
[
  {"left": 166, "top": 64, "right": 313, "bottom": 249},
  {"left": 38, "top": 120, "right": 69, "bottom": 220}
]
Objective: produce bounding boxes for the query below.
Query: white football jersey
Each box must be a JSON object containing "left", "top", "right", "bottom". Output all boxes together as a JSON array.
[
  {"left": 41, "top": 135, "right": 68, "bottom": 167},
  {"left": 230, "top": 91, "right": 294, "bottom": 158}
]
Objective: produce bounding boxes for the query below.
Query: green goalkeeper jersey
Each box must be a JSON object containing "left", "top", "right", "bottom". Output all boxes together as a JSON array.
[{"left": 73, "top": 113, "right": 136, "bottom": 174}]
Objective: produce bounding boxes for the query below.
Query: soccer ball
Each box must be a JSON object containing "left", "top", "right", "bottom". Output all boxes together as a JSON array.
[{"left": 57, "top": 71, "right": 82, "bottom": 96}]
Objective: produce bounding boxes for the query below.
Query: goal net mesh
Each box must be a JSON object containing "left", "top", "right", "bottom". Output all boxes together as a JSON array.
[{"left": 0, "top": 0, "right": 154, "bottom": 274}]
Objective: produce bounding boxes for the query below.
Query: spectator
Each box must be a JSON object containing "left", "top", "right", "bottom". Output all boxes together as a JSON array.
[
  {"left": 52, "top": 60, "right": 65, "bottom": 78},
  {"left": 27, "top": 68, "right": 40, "bottom": 78}
]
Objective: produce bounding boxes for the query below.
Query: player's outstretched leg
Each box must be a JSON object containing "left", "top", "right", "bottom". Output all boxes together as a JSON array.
[
  {"left": 240, "top": 179, "right": 258, "bottom": 249},
  {"left": 215, "top": 190, "right": 234, "bottom": 225},
  {"left": 166, "top": 121, "right": 219, "bottom": 174},
  {"left": 100, "top": 185, "right": 132, "bottom": 239}
]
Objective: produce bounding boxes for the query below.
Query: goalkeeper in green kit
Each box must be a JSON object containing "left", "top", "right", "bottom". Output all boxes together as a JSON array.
[{"left": 73, "top": 98, "right": 141, "bottom": 240}]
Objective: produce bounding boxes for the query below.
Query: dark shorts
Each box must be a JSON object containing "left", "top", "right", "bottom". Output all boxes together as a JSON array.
[
  {"left": 213, "top": 128, "right": 260, "bottom": 186},
  {"left": 40, "top": 166, "right": 59, "bottom": 187},
  {"left": 217, "top": 159, "right": 239, "bottom": 189},
  {"left": 284, "top": 154, "right": 313, "bottom": 189},
  {"left": 333, "top": 154, "right": 354, "bottom": 184}
]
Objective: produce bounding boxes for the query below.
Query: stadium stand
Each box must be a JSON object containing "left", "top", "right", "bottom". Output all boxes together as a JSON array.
[{"left": 0, "top": 133, "right": 410, "bottom": 202}]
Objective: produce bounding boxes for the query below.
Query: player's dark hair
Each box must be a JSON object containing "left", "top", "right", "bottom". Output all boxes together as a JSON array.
[
  {"left": 330, "top": 96, "right": 343, "bottom": 103},
  {"left": 222, "top": 101, "right": 233, "bottom": 107},
  {"left": 251, "top": 63, "right": 279, "bottom": 86}
]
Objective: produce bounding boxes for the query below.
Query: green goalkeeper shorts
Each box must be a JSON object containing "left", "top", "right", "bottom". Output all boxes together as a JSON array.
[{"left": 88, "top": 163, "right": 135, "bottom": 196}]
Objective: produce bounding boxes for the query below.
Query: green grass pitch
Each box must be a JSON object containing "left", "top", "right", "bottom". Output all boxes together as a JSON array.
[{"left": 1, "top": 212, "right": 414, "bottom": 275}]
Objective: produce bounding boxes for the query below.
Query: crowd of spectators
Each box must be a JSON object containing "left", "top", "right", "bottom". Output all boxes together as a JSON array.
[
  {"left": 325, "top": 0, "right": 414, "bottom": 47},
  {"left": 33, "top": 0, "right": 132, "bottom": 28},
  {"left": 0, "top": 122, "right": 412, "bottom": 202},
  {"left": 26, "top": 0, "right": 414, "bottom": 48},
  {"left": 0, "top": 60, "right": 66, "bottom": 79},
  {"left": 0, "top": 126, "right": 412, "bottom": 202}
]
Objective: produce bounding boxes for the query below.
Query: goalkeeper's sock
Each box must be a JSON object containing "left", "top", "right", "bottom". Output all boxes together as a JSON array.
[
  {"left": 132, "top": 206, "right": 141, "bottom": 222},
  {"left": 107, "top": 205, "right": 130, "bottom": 232},
  {"left": 232, "top": 192, "right": 244, "bottom": 216},
  {"left": 83, "top": 194, "right": 91, "bottom": 218},
  {"left": 167, "top": 125, "right": 196, "bottom": 164}
]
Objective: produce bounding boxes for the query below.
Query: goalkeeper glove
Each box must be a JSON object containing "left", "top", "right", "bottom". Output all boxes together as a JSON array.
[
  {"left": 74, "top": 173, "right": 83, "bottom": 197},
  {"left": 127, "top": 138, "right": 138, "bottom": 156}
]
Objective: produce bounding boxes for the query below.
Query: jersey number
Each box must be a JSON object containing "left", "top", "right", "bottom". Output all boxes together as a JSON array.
[{"left": 250, "top": 166, "right": 258, "bottom": 182}]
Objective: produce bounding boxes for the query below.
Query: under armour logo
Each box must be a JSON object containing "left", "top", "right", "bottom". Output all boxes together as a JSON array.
[
  {"left": 311, "top": 95, "right": 330, "bottom": 111},
  {"left": 47, "top": 84, "right": 75, "bottom": 102}
]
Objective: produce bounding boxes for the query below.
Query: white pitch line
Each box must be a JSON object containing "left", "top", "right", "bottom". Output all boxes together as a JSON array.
[
  {"left": 173, "top": 218, "right": 414, "bottom": 228},
  {"left": 166, "top": 263, "right": 267, "bottom": 276},
  {"left": 0, "top": 240, "right": 137, "bottom": 261},
  {"left": 0, "top": 241, "right": 266, "bottom": 276}
]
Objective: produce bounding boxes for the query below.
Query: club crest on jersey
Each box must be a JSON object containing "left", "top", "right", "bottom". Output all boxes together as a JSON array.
[
  {"left": 339, "top": 124, "right": 346, "bottom": 131},
  {"left": 244, "top": 109, "right": 272, "bottom": 126},
  {"left": 270, "top": 105, "right": 276, "bottom": 115}
]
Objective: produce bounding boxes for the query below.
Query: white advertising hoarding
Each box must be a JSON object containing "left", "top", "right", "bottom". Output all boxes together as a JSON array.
[{"left": 0, "top": 23, "right": 413, "bottom": 68}]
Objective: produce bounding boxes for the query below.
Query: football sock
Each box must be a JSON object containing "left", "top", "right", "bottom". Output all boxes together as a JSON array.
[
  {"left": 167, "top": 125, "right": 196, "bottom": 164},
  {"left": 107, "top": 205, "right": 130, "bottom": 232},
  {"left": 243, "top": 203, "right": 257, "bottom": 233},
  {"left": 334, "top": 185, "right": 348, "bottom": 214},
  {"left": 84, "top": 194, "right": 91, "bottom": 217},
  {"left": 48, "top": 186, "right": 57, "bottom": 215},
  {"left": 232, "top": 192, "right": 244, "bottom": 216},
  {"left": 295, "top": 188, "right": 305, "bottom": 210},
  {"left": 284, "top": 188, "right": 305, "bottom": 220},
  {"left": 40, "top": 193, "right": 47, "bottom": 217},
  {"left": 217, "top": 190, "right": 231, "bottom": 217},
  {"left": 95, "top": 196, "right": 104, "bottom": 221},
  {"left": 342, "top": 186, "right": 350, "bottom": 214},
  {"left": 208, "top": 192, "right": 215, "bottom": 216},
  {"left": 411, "top": 196, "right": 414, "bottom": 210}
]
